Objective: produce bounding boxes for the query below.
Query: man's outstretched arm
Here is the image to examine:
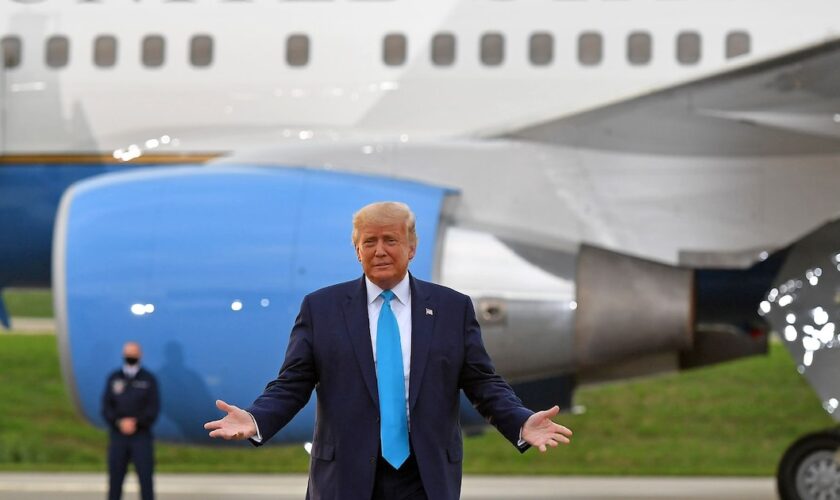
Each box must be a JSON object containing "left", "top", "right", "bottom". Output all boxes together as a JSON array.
[
  {"left": 459, "top": 296, "right": 573, "bottom": 452},
  {"left": 204, "top": 295, "right": 318, "bottom": 444}
]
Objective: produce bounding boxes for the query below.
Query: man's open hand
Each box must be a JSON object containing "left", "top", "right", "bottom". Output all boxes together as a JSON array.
[
  {"left": 521, "top": 405, "right": 573, "bottom": 452},
  {"left": 203, "top": 400, "right": 257, "bottom": 440}
]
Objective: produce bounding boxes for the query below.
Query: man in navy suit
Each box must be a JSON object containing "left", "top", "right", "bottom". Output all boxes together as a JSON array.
[{"left": 205, "top": 201, "right": 572, "bottom": 499}]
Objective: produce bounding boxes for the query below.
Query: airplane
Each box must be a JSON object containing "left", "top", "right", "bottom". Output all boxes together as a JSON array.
[{"left": 2, "top": 0, "right": 840, "bottom": 498}]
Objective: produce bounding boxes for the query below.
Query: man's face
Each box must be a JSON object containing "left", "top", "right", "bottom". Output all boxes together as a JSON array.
[
  {"left": 356, "top": 221, "right": 416, "bottom": 290},
  {"left": 123, "top": 342, "right": 142, "bottom": 362}
]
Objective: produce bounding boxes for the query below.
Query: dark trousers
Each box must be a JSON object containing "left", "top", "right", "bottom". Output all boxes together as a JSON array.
[
  {"left": 107, "top": 431, "right": 154, "bottom": 500},
  {"left": 371, "top": 452, "right": 427, "bottom": 500}
]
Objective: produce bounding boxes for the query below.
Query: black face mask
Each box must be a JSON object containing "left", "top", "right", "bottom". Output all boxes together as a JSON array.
[{"left": 124, "top": 356, "right": 139, "bottom": 366}]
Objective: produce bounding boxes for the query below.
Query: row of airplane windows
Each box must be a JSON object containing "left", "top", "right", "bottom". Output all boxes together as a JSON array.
[{"left": 0, "top": 31, "right": 750, "bottom": 70}]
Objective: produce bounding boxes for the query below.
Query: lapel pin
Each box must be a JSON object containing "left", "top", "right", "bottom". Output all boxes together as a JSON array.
[{"left": 426, "top": 308, "right": 434, "bottom": 316}]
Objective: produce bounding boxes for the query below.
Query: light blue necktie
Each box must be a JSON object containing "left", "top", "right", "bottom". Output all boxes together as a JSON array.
[{"left": 376, "top": 290, "right": 409, "bottom": 468}]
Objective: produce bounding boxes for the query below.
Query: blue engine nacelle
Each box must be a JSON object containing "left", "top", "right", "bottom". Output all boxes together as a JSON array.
[{"left": 53, "top": 166, "right": 480, "bottom": 443}]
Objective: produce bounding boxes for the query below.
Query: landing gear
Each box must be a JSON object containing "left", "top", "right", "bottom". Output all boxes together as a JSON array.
[{"left": 778, "top": 430, "right": 840, "bottom": 500}]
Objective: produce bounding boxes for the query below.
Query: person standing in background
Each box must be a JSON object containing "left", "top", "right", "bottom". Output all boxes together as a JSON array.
[{"left": 102, "top": 341, "right": 160, "bottom": 500}]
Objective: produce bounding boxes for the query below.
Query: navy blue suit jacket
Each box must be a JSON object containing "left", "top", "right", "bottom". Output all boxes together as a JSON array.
[
  {"left": 102, "top": 367, "right": 160, "bottom": 435},
  {"left": 247, "top": 274, "right": 533, "bottom": 500}
]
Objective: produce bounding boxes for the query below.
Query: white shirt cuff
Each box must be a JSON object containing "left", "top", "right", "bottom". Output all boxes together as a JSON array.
[
  {"left": 247, "top": 411, "right": 263, "bottom": 443},
  {"left": 517, "top": 427, "right": 526, "bottom": 447}
]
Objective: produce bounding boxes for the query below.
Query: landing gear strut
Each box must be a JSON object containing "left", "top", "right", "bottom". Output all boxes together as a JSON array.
[{"left": 778, "top": 429, "right": 840, "bottom": 500}]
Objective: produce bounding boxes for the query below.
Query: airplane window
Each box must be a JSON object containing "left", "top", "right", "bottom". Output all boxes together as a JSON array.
[
  {"left": 190, "top": 35, "right": 213, "bottom": 67},
  {"left": 94, "top": 35, "right": 117, "bottom": 68},
  {"left": 431, "top": 33, "right": 455, "bottom": 66},
  {"left": 383, "top": 33, "right": 406, "bottom": 66},
  {"left": 578, "top": 32, "right": 602, "bottom": 66},
  {"left": 286, "top": 34, "right": 309, "bottom": 67},
  {"left": 726, "top": 31, "right": 750, "bottom": 59},
  {"left": 677, "top": 31, "right": 700, "bottom": 65},
  {"left": 627, "top": 31, "right": 651, "bottom": 65},
  {"left": 46, "top": 35, "right": 69, "bottom": 68},
  {"left": 480, "top": 32, "right": 504, "bottom": 66},
  {"left": 142, "top": 35, "right": 165, "bottom": 67},
  {"left": 1, "top": 36, "right": 21, "bottom": 69},
  {"left": 529, "top": 32, "right": 553, "bottom": 66}
]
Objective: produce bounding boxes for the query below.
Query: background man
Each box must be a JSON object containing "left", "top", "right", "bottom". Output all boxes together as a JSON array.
[
  {"left": 102, "top": 341, "right": 160, "bottom": 500},
  {"left": 205, "top": 201, "right": 572, "bottom": 499}
]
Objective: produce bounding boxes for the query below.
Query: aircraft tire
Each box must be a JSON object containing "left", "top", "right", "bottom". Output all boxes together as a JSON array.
[{"left": 777, "top": 429, "right": 840, "bottom": 500}]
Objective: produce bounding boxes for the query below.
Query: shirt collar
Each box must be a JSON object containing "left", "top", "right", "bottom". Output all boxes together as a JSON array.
[
  {"left": 365, "top": 273, "right": 410, "bottom": 306},
  {"left": 122, "top": 364, "right": 140, "bottom": 378}
]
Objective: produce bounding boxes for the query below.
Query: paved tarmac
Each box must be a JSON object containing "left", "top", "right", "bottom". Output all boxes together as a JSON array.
[
  {"left": 0, "top": 473, "right": 776, "bottom": 499},
  {"left": 5, "top": 317, "right": 55, "bottom": 333}
]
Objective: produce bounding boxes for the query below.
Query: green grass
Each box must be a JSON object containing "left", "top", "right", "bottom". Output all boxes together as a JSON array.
[
  {"left": 0, "top": 333, "right": 833, "bottom": 475},
  {"left": 463, "top": 345, "right": 834, "bottom": 475},
  {"left": 2, "top": 289, "right": 54, "bottom": 318}
]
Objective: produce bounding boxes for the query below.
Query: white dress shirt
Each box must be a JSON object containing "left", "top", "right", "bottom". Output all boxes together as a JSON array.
[{"left": 365, "top": 273, "right": 412, "bottom": 414}]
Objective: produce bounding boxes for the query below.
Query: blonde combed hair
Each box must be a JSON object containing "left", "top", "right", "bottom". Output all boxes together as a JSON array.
[{"left": 352, "top": 201, "right": 417, "bottom": 247}]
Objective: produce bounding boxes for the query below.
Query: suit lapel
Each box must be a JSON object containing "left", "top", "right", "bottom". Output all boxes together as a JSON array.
[
  {"left": 409, "top": 274, "right": 435, "bottom": 411},
  {"left": 342, "top": 277, "right": 379, "bottom": 407}
]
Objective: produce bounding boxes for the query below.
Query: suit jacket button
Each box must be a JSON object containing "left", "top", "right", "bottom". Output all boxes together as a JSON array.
[{"left": 369, "top": 457, "right": 376, "bottom": 465}]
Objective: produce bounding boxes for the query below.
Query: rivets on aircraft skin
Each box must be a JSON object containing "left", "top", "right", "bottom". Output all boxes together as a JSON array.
[
  {"left": 759, "top": 301, "right": 771, "bottom": 315},
  {"left": 765, "top": 254, "right": 840, "bottom": 374}
]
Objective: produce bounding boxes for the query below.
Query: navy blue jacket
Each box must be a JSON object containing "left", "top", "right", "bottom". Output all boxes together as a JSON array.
[
  {"left": 102, "top": 367, "right": 160, "bottom": 434},
  {"left": 247, "top": 275, "right": 532, "bottom": 500}
]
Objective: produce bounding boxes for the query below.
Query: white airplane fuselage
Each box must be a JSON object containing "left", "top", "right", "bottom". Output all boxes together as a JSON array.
[
  {"left": 3, "top": 0, "right": 840, "bottom": 264},
  {"left": 3, "top": 0, "right": 837, "bottom": 145}
]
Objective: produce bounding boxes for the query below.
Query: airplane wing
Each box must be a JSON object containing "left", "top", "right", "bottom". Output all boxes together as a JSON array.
[{"left": 506, "top": 39, "right": 840, "bottom": 156}]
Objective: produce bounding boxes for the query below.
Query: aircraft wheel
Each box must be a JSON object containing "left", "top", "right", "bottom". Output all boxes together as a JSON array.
[{"left": 778, "top": 430, "right": 840, "bottom": 500}]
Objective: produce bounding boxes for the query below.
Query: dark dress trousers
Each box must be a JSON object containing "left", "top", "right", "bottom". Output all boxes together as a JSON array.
[
  {"left": 247, "top": 274, "right": 533, "bottom": 500},
  {"left": 102, "top": 367, "right": 160, "bottom": 500}
]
